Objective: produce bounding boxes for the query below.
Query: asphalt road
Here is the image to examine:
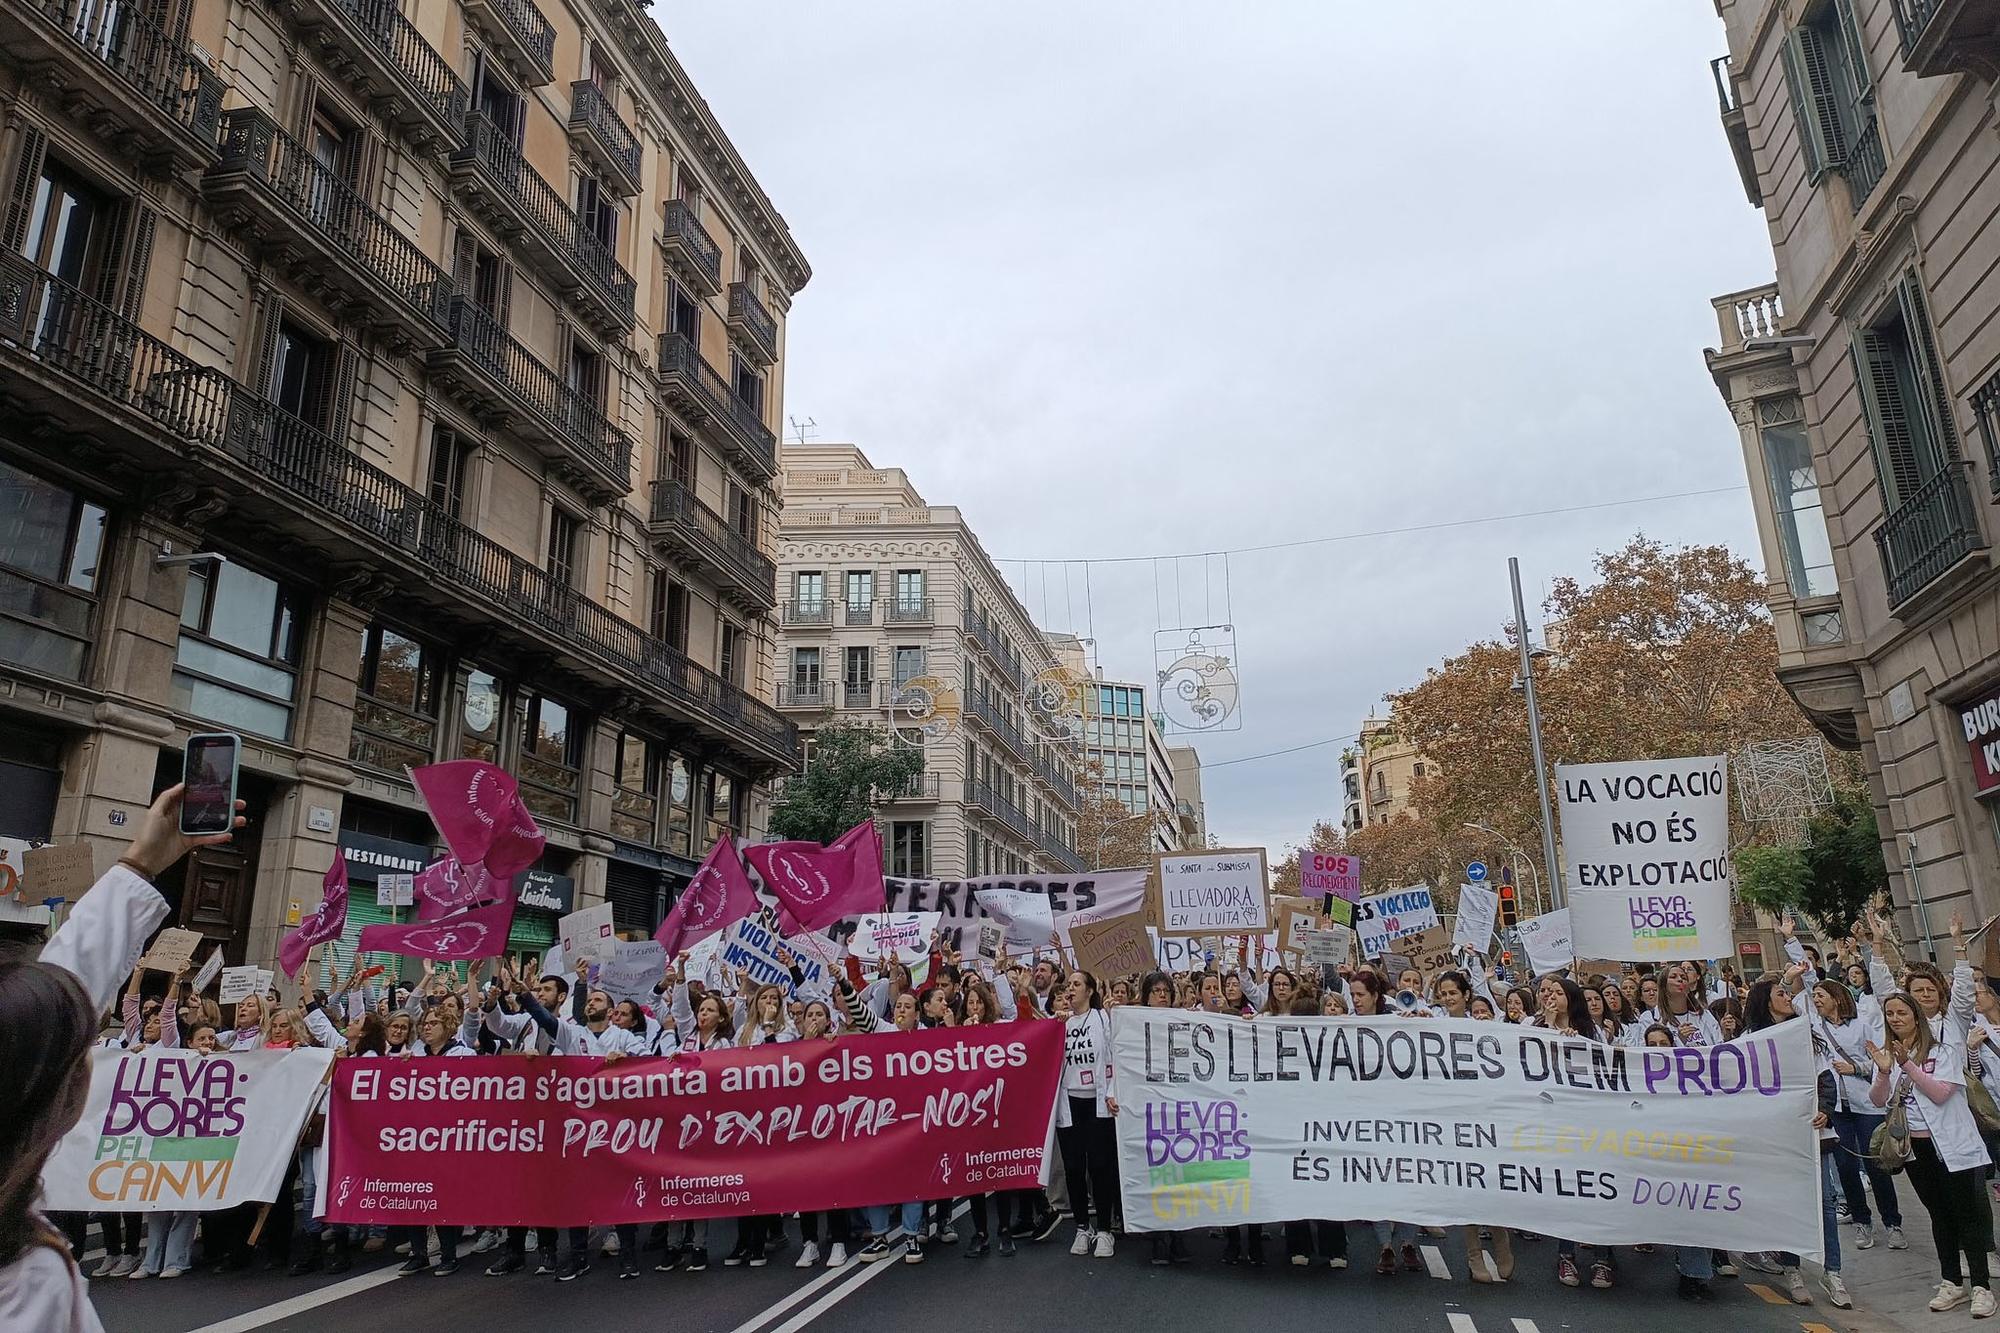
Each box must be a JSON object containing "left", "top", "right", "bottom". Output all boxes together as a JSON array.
[{"left": 87, "top": 1222, "right": 1905, "bottom": 1333}]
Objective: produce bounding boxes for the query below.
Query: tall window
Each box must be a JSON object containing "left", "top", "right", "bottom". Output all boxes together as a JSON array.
[
  {"left": 547, "top": 509, "right": 579, "bottom": 587},
  {"left": 568, "top": 341, "right": 605, "bottom": 415},
  {"left": 1759, "top": 400, "right": 1838, "bottom": 598},
  {"left": 895, "top": 569, "right": 924, "bottom": 612},
  {"left": 0, "top": 459, "right": 105, "bottom": 681},
  {"left": 664, "top": 754, "right": 693, "bottom": 854},
  {"left": 1781, "top": 0, "right": 1880, "bottom": 208},
  {"left": 794, "top": 570, "right": 825, "bottom": 611},
  {"left": 730, "top": 349, "right": 763, "bottom": 417},
  {"left": 791, "top": 646, "right": 822, "bottom": 697},
  {"left": 612, "top": 731, "right": 657, "bottom": 842},
  {"left": 473, "top": 54, "right": 523, "bottom": 142},
  {"left": 844, "top": 645, "right": 872, "bottom": 703},
  {"left": 651, "top": 574, "right": 689, "bottom": 650},
  {"left": 577, "top": 175, "right": 617, "bottom": 250},
  {"left": 175, "top": 560, "right": 302, "bottom": 740},
  {"left": 704, "top": 769, "right": 737, "bottom": 844},
  {"left": 272, "top": 320, "right": 336, "bottom": 430},
  {"left": 890, "top": 822, "right": 927, "bottom": 878},
  {"left": 845, "top": 569, "right": 873, "bottom": 610},
  {"left": 893, "top": 645, "right": 924, "bottom": 685},
  {"left": 352, "top": 623, "right": 438, "bottom": 771},
  {"left": 668, "top": 277, "right": 700, "bottom": 347},
  {"left": 428, "top": 429, "right": 474, "bottom": 519},
  {"left": 19, "top": 159, "right": 109, "bottom": 290},
  {"left": 1852, "top": 274, "right": 1960, "bottom": 510},
  {"left": 516, "top": 689, "right": 581, "bottom": 822},
  {"left": 666, "top": 426, "right": 694, "bottom": 489},
  {"left": 730, "top": 484, "right": 755, "bottom": 537},
  {"left": 719, "top": 621, "right": 743, "bottom": 686}
]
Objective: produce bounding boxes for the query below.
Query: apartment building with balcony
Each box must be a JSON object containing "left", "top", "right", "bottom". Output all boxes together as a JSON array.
[
  {"left": 1168, "top": 743, "right": 1207, "bottom": 849},
  {"left": 0, "top": 0, "right": 806, "bottom": 966},
  {"left": 1705, "top": 0, "right": 2000, "bottom": 930},
  {"left": 1341, "top": 715, "right": 1427, "bottom": 835},
  {"left": 1076, "top": 677, "right": 1179, "bottom": 855},
  {"left": 774, "top": 444, "right": 1082, "bottom": 879}
]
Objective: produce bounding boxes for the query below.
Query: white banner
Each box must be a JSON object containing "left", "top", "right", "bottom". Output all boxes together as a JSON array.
[
  {"left": 1355, "top": 886, "right": 1439, "bottom": 957},
  {"left": 973, "top": 886, "right": 1057, "bottom": 953},
  {"left": 850, "top": 912, "right": 940, "bottom": 964},
  {"left": 1452, "top": 885, "right": 1497, "bottom": 956},
  {"left": 597, "top": 939, "right": 667, "bottom": 1003},
  {"left": 1558, "top": 756, "right": 1733, "bottom": 961},
  {"left": 1110, "top": 1009, "right": 1820, "bottom": 1254},
  {"left": 43, "top": 1047, "right": 335, "bottom": 1212},
  {"left": 1517, "top": 908, "right": 1574, "bottom": 975},
  {"left": 876, "top": 870, "right": 1147, "bottom": 954},
  {"left": 715, "top": 916, "right": 831, "bottom": 996}
]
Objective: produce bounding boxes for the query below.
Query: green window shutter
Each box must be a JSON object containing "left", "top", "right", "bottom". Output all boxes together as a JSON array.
[
  {"left": 1833, "top": 0, "right": 1874, "bottom": 102},
  {"left": 1785, "top": 25, "right": 1850, "bottom": 182},
  {"left": 1852, "top": 330, "right": 1925, "bottom": 508},
  {"left": 1896, "top": 274, "right": 1958, "bottom": 471}
]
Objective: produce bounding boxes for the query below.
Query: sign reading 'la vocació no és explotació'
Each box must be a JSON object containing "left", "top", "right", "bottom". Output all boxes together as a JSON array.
[{"left": 1557, "top": 756, "right": 1732, "bottom": 962}]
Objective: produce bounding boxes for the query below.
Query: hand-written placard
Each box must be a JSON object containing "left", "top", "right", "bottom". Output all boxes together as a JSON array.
[
  {"left": 191, "top": 946, "right": 226, "bottom": 994},
  {"left": 219, "top": 965, "right": 262, "bottom": 1005},
  {"left": 1517, "top": 908, "right": 1574, "bottom": 975},
  {"left": 1152, "top": 848, "right": 1270, "bottom": 937},
  {"left": 376, "top": 872, "right": 415, "bottom": 908},
  {"left": 23, "top": 842, "right": 96, "bottom": 903},
  {"left": 1298, "top": 851, "right": 1361, "bottom": 903},
  {"left": 139, "top": 927, "right": 204, "bottom": 974},
  {"left": 1453, "top": 885, "right": 1498, "bottom": 956},
  {"left": 1557, "top": 755, "right": 1732, "bottom": 961},
  {"left": 1070, "top": 911, "right": 1155, "bottom": 980},
  {"left": 1274, "top": 896, "right": 1321, "bottom": 956},
  {"left": 1401, "top": 924, "right": 1458, "bottom": 978},
  {"left": 850, "top": 912, "right": 938, "bottom": 965},
  {"left": 1355, "top": 886, "right": 1438, "bottom": 958},
  {"left": 559, "top": 903, "right": 616, "bottom": 964},
  {"left": 1302, "top": 924, "right": 1354, "bottom": 966},
  {"left": 597, "top": 940, "right": 668, "bottom": 1002}
]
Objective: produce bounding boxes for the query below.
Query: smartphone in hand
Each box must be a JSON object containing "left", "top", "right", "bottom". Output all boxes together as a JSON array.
[{"left": 180, "top": 732, "right": 242, "bottom": 835}]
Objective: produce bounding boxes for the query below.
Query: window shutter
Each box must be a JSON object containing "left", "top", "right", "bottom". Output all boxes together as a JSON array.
[
  {"left": 1782, "top": 29, "right": 1844, "bottom": 182},
  {"left": 2, "top": 125, "right": 48, "bottom": 253},
  {"left": 325, "top": 341, "right": 361, "bottom": 445},
  {"left": 452, "top": 229, "right": 475, "bottom": 293},
  {"left": 90, "top": 199, "right": 133, "bottom": 307},
  {"left": 1896, "top": 274, "right": 1958, "bottom": 474},
  {"left": 495, "top": 260, "right": 514, "bottom": 329},
  {"left": 250, "top": 292, "right": 287, "bottom": 399},
  {"left": 1852, "top": 331, "right": 1924, "bottom": 509},
  {"left": 114, "top": 204, "right": 158, "bottom": 323},
  {"left": 1833, "top": 0, "right": 1873, "bottom": 102},
  {"left": 292, "top": 75, "right": 321, "bottom": 140}
]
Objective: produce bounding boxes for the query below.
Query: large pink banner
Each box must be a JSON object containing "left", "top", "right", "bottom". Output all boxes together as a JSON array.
[{"left": 322, "top": 1023, "right": 1065, "bottom": 1227}]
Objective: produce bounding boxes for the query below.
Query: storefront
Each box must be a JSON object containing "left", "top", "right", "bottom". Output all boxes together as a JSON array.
[
  {"left": 508, "top": 862, "right": 574, "bottom": 964},
  {"left": 606, "top": 841, "right": 693, "bottom": 936},
  {"left": 1962, "top": 686, "right": 2000, "bottom": 846},
  {"left": 334, "top": 827, "right": 433, "bottom": 985}
]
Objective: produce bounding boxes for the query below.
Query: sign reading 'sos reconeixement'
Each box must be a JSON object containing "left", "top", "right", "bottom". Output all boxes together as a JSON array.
[{"left": 1557, "top": 756, "right": 1732, "bottom": 962}]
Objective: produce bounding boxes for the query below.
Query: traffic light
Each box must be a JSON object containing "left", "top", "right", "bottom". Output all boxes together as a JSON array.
[{"left": 1498, "top": 880, "right": 1519, "bottom": 929}]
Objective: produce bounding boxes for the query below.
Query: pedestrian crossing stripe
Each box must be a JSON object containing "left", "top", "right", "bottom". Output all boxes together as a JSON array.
[{"left": 1442, "top": 1316, "right": 1542, "bottom": 1333}]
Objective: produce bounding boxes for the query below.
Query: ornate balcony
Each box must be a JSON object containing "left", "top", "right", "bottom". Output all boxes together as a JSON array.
[
  {"left": 428, "top": 297, "right": 632, "bottom": 501},
  {"left": 647, "top": 478, "right": 777, "bottom": 612},
  {"left": 726, "top": 281, "right": 778, "bottom": 365},
  {"left": 661, "top": 200, "right": 721, "bottom": 297},
  {"left": 964, "top": 615, "right": 1023, "bottom": 689},
  {"left": 568, "top": 80, "right": 640, "bottom": 196},
  {"left": 1875, "top": 459, "right": 1987, "bottom": 612},
  {"left": 775, "top": 681, "right": 831, "bottom": 710},
  {"left": 965, "top": 689, "right": 1027, "bottom": 761},
  {"left": 782, "top": 599, "right": 832, "bottom": 628},
  {"left": 881, "top": 772, "right": 940, "bottom": 802},
  {"left": 0, "top": 0, "right": 221, "bottom": 177},
  {"left": 450, "top": 112, "right": 635, "bottom": 336},
  {"left": 886, "top": 596, "right": 934, "bottom": 625},
  {"left": 286, "top": 0, "right": 466, "bottom": 153},
  {"left": 205, "top": 108, "right": 452, "bottom": 353},
  {"left": 655, "top": 333, "right": 776, "bottom": 480},
  {"left": 459, "top": 0, "right": 552, "bottom": 85},
  {"left": 1893, "top": 0, "right": 2000, "bottom": 79},
  {"left": 1710, "top": 56, "right": 1760, "bottom": 208}
]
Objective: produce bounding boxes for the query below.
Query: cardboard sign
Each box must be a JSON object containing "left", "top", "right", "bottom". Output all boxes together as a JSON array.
[
  {"left": 1401, "top": 923, "right": 1458, "bottom": 977},
  {"left": 1151, "top": 848, "right": 1271, "bottom": 937},
  {"left": 138, "top": 927, "right": 204, "bottom": 974},
  {"left": 1576, "top": 958, "right": 1630, "bottom": 983},
  {"left": 190, "top": 946, "right": 226, "bottom": 995},
  {"left": 219, "top": 965, "right": 262, "bottom": 1004},
  {"left": 850, "top": 912, "right": 938, "bottom": 965},
  {"left": 1302, "top": 924, "right": 1354, "bottom": 966},
  {"left": 1298, "top": 851, "right": 1361, "bottom": 903},
  {"left": 1355, "top": 886, "right": 1439, "bottom": 957},
  {"left": 560, "top": 902, "right": 616, "bottom": 964},
  {"left": 1070, "top": 911, "right": 1155, "bottom": 981},
  {"left": 376, "top": 872, "right": 415, "bottom": 908},
  {"left": 1274, "top": 896, "right": 1323, "bottom": 956},
  {"left": 23, "top": 842, "right": 96, "bottom": 903}
]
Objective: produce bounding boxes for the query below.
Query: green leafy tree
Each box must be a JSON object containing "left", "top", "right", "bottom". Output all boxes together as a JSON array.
[
  {"left": 768, "top": 721, "right": 924, "bottom": 845},
  {"left": 1734, "top": 788, "right": 1887, "bottom": 935}
]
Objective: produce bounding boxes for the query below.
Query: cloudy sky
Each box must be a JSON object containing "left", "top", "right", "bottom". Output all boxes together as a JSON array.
[{"left": 664, "top": 1, "right": 1775, "bottom": 859}]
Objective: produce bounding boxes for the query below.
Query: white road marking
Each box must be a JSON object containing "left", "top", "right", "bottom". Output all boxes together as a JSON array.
[
  {"left": 1512, "top": 1320, "right": 1542, "bottom": 1333},
  {"left": 766, "top": 1246, "right": 909, "bottom": 1333},
  {"left": 723, "top": 1248, "right": 876, "bottom": 1333},
  {"left": 1447, "top": 1314, "right": 1479, "bottom": 1333},
  {"left": 738, "top": 1201, "right": 972, "bottom": 1333},
  {"left": 178, "top": 1267, "right": 404, "bottom": 1333},
  {"left": 1421, "top": 1243, "right": 1452, "bottom": 1280}
]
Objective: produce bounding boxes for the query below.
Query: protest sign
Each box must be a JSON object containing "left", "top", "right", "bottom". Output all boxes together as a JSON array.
[
  {"left": 977, "top": 923, "right": 1002, "bottom": 961},
  {"left": 1070, "top": 911, "right": 1155, "bottom": 980},
  {"left": 190, "top": 946, "right": 226, "bottom": 995},
  {"left": 1298, "top": 851, "right": 1361, "bottom": 903},
  {"left": 1152, "top": 933, "right": 1205, "bottom": 972},
  {"left": 877, "top": 870, "right": 1147, "bottom": 955},
  {"left": 850, "top": 912, "right": 939, "bottom": 965},
  {"left": 1110, "top": 1008, "right": 1821, "bottom": 1254},
  {"left": 1400, "top": 924, "right": 1457, "bottom": 977},
  {"left": 1577, "top": 959, "right": 1630, "bottom": 983},
  {"left": 138, "top": 927, "right": 204, "bottom": 974},
  {"left": 376, "top": 872, "right": 415, "bottom": 908},
  {"left": 974, "top": 885, "right": 1057, "bottom": 953},
  {"left": 1302, "top": 924, "right": 1354, "bottom": 966},
  {"left": 43, "top": 1047, "right": 334, "bottom": 1212},
  {"left": 716, "top": 916, "right": 830, "bottom": 995},
  {"left": 323, "top": 1022, "right": 1065, "bottom": 1226},
  {"left": 599, "top": 940, "right": 668, "bottom": 1002},
  {"left": 23, "top": 841, "right": 95, "bottom": 902},
  {"left": 1517, "top": 908, "right": 1575, "bottom": 975},
  {"left": 1453, "top": 885, "right": 1498, "bottom": 956},
  {"left": 1355, "top": 886, "right": 1438, "bottom": 958},
  {"left": 254, "top": 967, "right": 274, "bottom": 999},
  {"left": 1151, "top": 849, "right": 1270, "bottom": 937},
  {"left": 218, "top": 966, "right": 262, "bottom": 1005},
  {"left": 560, "top": 903, "right": 616, "bottom": 964},
  {"left": 1558, "top": 755, "right": 1732, "bottom": 961},
  {"left": 1273, "top": 896, "right": 1321, "bottom": 956},
  {"left": 1325, "top": 897, "right": 1354, "bottom": 927}
]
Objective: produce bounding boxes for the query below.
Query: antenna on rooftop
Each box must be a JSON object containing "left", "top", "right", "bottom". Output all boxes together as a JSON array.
[{"left": 787, "top": 415, "right": 817, "bottom": 445}]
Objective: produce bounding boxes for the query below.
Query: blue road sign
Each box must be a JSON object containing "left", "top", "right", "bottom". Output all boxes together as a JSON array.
[{"left": 1466, "top": 861, "right": 1488, "bottom": 883}]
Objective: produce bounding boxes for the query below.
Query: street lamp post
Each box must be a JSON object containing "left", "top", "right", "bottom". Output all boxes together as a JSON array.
[
  {"left": 1463, "top": 821, "right": 1544, "bottom": 918},
  {"left": 1510, "top": 557, "right": 1565, "bottom": 912}
]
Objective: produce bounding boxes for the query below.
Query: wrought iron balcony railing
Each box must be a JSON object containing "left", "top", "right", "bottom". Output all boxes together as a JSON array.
[
  {"left": 1875, "top": 459, "right": 1986, "bottom": 610},
  {"left": 726, "top": 281, "right": 778, "bottom": 363},
  {"left": 568, "top": 80, "right": 640, "bottom": 195},
  {"left": 655, "top": 332, "right": 777, "bottom": 478}
]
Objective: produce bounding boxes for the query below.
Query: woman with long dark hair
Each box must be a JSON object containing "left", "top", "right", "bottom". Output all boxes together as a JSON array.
[
  {"left": 1054, "top": 970, "right": 1118, "bottom": 1258},
  {"left": 1743, "top": 968, "right": 1845, "bottom": 1307},
  {"left": 0, "top": 785, "right": 240, "bottom": 1331}
]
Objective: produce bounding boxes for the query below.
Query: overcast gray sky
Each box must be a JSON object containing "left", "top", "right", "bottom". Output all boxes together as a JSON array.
[{"left": 664, "top": 1, "right": 1775, "bottom": 861}]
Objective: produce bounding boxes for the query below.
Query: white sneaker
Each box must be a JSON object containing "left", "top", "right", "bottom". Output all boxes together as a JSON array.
[
  {"left": 1329, "top": 1256, "right": 1348, "bottom": 1270},
  {"left": 158, "top": 1267, "right": 184, "bottom": 1280},
  {"left": 1853, "top": 1224, "right": 1875, "bottom": 1249},
  {"left": 1976, "top": 1287, "right": 1998, "bottom": 1319},
  {"left": 472, "top": 1230, "right": 499, "bottom": 1254},
  {"left": 1784, "top": 1268, "right": 1811, "bottom": 1305},
  {"left": 1093, "top": 1231, "right": 1114, "bottom": 1259},
  {"left": 796, "top": 1242, "right": 820, "bottom": 1269},
  {"left": 827, "top": 1242, "right": 848, "bottom": 1267},
  {"left": 604, "top": 1232, "right": 620, "bottom": 1256},
  {"left": 1290, "top": 1254, "right": 1309, "bottom": 1267},
  {"left": 1825, "top": 1272, "right": 1852, "bottom": 1309},
  {"left": 1070, "top": 1229, "right": 1093, "bottom": 1256},
  {"left": 1886, "top": 1226, "right": 1909, "bottom": 1250},
  {"left": 940, "top": 1228, "right": 957, "bottom": 1245},
  {"left": 125, "top": 1267, "right": 155, "bottom": 1280},
  {"left": 1932, "top": 1280, "right": 1970, "bottom": 1312},
  {"left": 107, "top": 1256, "right": 138, "bottom": 1278}
]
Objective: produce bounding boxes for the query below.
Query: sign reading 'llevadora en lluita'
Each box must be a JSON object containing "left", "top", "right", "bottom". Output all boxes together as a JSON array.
[{"left": 1150, "top": 848, "right": 1270, "bottom": 937}]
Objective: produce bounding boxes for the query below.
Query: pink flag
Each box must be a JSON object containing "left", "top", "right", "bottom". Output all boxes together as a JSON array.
[
  {"left": 359, "top": 897, "right": 515, "bottom": 962},
  {"left": 409, "top": 760, "right": 545, "bottom": 878},
  {"left": 656, "top": 836, "right": 758, "bottom": 957},
  {"left": 280, "top": 855, "right": 349, "bottom": 975},
  {"left": 413, "top": 857, "right": 498, "bottom": 920},
  {"left": 750, "top": 821, "right": 887, "bottom": 934}
]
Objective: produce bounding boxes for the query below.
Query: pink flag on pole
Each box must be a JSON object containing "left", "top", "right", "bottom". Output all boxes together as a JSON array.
[
  {"left": 750, "top": 822, "right": 887, "bottom": 934},
  {"left": 279, "top": 854, "right": 349, "bottom": 975},
  {"left": 408, "top": 760, "right": 545, "bottom": 878},
  {"left": 413, "top": 857, "right": 498, "bottom": 920},
  {"left": 656, "top": 836, "right": 758, "bottom": 957},
  {"left": 359, "top": 897, "right": 515, "bottom": 962}
]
